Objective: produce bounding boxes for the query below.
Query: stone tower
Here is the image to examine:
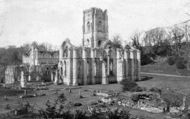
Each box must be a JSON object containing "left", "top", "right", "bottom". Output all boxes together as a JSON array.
[{"left": 82, "top": 7, "right": 108, "bottom": 48}]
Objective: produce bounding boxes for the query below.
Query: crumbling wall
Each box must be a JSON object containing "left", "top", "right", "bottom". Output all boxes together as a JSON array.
[{"left": 58, "top": 45, "right": 141, "bottom": 86}]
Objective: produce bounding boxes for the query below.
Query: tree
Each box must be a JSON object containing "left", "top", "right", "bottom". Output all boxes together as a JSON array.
[
  {"left": 31, "top": 41, "right": 38, "bottom": 48},
  {"left": 143, "top": 28, "right": 168, "bottom": 46},
  {"left": 167, "top": 25, "right": 190, "bottom": 70},
  {"left": 38, "top": 43, "right": 53, "bottom": 51},
  {"left": 131, "top": 31, "right": 141, "bottom": 49},
  {"left": 111, "top": 35, "right": 123, "bottom": 49},
  {"left": 169, "top": 26, "right": 185, "bottom": 56}
]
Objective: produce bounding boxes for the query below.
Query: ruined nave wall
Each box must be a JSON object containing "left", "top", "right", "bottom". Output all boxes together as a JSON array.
[{"left": 58, "top": 47, "right": 140, "bottom": 86}]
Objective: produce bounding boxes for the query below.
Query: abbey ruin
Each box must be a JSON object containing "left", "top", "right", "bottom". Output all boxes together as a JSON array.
[{"left": 5, "top": 7, "right": 141, "bottom": 86}]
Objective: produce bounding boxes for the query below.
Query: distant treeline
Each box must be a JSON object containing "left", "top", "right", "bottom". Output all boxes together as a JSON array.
[{"left": 0, "top": 46, "right": 23, "bottom": 66}]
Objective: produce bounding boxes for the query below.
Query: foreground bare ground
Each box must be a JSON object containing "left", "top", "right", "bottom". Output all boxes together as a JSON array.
[{"left": 1, "top": 74, "right": 190, "bottom": 118}]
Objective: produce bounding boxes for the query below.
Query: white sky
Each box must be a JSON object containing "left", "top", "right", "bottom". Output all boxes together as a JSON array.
[{"left": 0, "top": 0, "right": 189, "bottom": 47}]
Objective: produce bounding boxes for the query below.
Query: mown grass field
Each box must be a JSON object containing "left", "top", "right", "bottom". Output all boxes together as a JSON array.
[
  {"left": 141, "top": 61, "right": 190, "bottom": 76},
  {"left": 139, "top": 74, "right": 190, "bottom": 95}
]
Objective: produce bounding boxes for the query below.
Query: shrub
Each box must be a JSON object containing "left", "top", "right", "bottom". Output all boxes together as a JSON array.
[
  {"left": 39, "top": 100, "right": 72, "bottom": 118},
  {"left": 176, "top": 57, "right": 187, "bottom": 69},
  {"left": 167, "top": 56, "right": 176, "bottom": 65},
  {"left": 149, "top": 87, "right": 162, "bottom": 94},
  {"left": 57, "top": 93, "right": 66, "bottom": 103},
  {"left": 74, "top": 110, "right": 88, "bottom": 119},
  {"left": 107, "top": 108, "right": 130, "bottom": 119},
  {"left": 161, "top": 90, "right": 183, "bottom": 112},
  {"left": 38, "top": 100, "right": 131, "bottom": 119},
  {"left": 131, "top": 94, "right": 139, "bottom": 103},
  {"left": 130, "top": 86, "right": 144, "bottom": 92},
  {"left": 121, "top": 80, "right": 138, "bottom": 92},
  {"left": 14, "top": 102, "right": 32, "bottom": 115}
]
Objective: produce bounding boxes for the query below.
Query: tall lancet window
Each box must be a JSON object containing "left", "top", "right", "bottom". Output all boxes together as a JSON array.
[
  {"left": 64, "top": 61, "right": 66, "bottom": 76},
  {"left": 87, "top": 61, "right": 89, "bottom": 75},
  {"left": 87, "top": 21, "right": 90, "bottom": 32},
  {"left": 94, "top": 62, "right": 96, "bottom": 76}
]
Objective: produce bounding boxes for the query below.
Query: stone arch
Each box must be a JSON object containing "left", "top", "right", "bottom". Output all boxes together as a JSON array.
[
  {"left": 61, "top": 39, "right": 74, "bottom": 58},
  {"left": 101, "top": 40, "right": 113, "bottom": 49},
  {"left": 87, "top": 39, "right": 90, "bottom": 46},
  {"left": 98, "top": 40, "right": 101, "bottom": 47}
]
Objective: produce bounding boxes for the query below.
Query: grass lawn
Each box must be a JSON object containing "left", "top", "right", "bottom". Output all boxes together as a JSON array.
[
  {"left": 141, "top": 61, "right": 190, "bottom": 76},
  {"left": 138, "top": 74, "right": 190, "bottom": 95}
]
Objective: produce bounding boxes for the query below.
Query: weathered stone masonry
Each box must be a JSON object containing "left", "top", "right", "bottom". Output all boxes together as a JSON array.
[
  {"left": 58, "top": 44, "right": 140, "bottom": 85},
  {"left": 57, "top": 7, "right": 140, "bottom": 85}
]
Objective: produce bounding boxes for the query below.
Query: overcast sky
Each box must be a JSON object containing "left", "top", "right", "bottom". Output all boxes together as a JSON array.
[{"left": 0, "top": 0, "right": 189, "bottom": 47}]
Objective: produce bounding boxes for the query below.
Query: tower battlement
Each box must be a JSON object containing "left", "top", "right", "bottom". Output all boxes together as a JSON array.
[{"left": 83, "top": 7, "right": 107, "bottom": 14}]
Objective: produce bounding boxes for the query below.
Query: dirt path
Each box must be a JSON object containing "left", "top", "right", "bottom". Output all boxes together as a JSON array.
[{"left": 141, "top": 72, "right": 190, "bottom": 78}]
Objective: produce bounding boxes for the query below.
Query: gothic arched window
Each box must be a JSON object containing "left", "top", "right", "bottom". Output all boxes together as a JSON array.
[
  {"left": 98, "top": 21, "right": 102, "bottom": 26},
  {"left": 98, "top": 20, "right": 103, "bottom": 32},
  {"left": 87, "top": 21, "right": 90, "bottom": 32},
  {"left": 87, "top": 39, "right": 90, "bottom": 45},
  {"left": 64, "top": 61, "right": 66, "bottom": 76},
  {"left": 98, "top": 40, "right": 101, "bottom": 47}
]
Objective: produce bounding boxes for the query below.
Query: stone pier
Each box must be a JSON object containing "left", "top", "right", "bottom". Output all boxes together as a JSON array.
[
  {"left": 72, "top": 49, "right": 77, "bottom": 85},
  {"left": 116, "top": 49, "right": 123, "bottom": 82},
  {"left": 20, "top": 71, "right": 26, "bottom": 88}
]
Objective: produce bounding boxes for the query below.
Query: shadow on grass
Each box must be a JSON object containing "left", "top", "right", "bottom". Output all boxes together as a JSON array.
[{"left": 138, "top": 76, "right": 153, "bottom": 82}]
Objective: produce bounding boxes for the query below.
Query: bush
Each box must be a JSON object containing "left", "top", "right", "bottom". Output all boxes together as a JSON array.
[
  {"left": 161, "top": 90, "right": 183, "bottom": 112},
  {"left": 130, "top": 86, "right": 145, "bottom": 92},
  {"left": 14, "top": 102, "right": 32, "bottom": 115},
  {"left": 38, "top": 99, "right": 131, "bottom": 119},
  {"left": 58, "top": 93, "right": 66, "bottom": 103},
  {"left": 74, "top": 110, "right": 88, "bottom": 119},
  {"left": 107, "top": 109, "right": 130, "bottom": 119},
  {"left": 176, "top": 57, "right": 187, "bottom": 69},
  {"left": 39, "top": 101, "right": 73, "bottom": 118},
  {"left": 121, "top": 80, "right": 138, "bottom": 92},
  {"left": 167, "top": 56, "right": 176, "bottom": 65},
  {"left": 149, "top": 87, "right": 162, "bottom": 94},
  {"left": 141, "top": 54, "right": 154, "bottom": 65},
  {"left": 140, "top": 46, "right": 156, "bottom": 65},
  {"left": 131, "top": 94, "right": 139, "bottom": 103}
]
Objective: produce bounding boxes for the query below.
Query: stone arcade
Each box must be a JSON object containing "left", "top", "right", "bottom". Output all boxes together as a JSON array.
[{"left": 57, "top": 7, "right": 141, "bottom": 85}]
